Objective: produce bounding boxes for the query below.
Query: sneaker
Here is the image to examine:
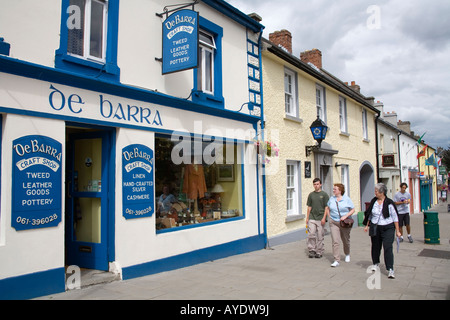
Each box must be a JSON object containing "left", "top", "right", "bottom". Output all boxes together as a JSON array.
[
  {"left": 345, "top": 255, "right": 350, "bottom": 263},
  {"left": 308, "top": 251, "right": 315, "bottom": 258},
  {"left": 315, "top": 253, "right": 322, "bottom": 258},
  {"left": 371, "top": 264, "right": 379, "bottom": 272},
  {"left": 399, "top": 237, "right": 404, "bottom": 243},
  {"left": 388, "top": 269, "right": 395, "bottom": 279},
  {"left": 331, "top": 261, "right": 340, "bottom": 267},
  {"left": 408, "top": 235, "right": 413, "bottom": 243}
]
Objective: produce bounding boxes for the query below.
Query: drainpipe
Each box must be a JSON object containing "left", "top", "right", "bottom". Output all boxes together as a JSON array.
[
  {"left": 375, "top": 113, "right": 381, "bottom": 183},
  {"left": 257, "top": 28, "right": 269, "bottom": 249}
]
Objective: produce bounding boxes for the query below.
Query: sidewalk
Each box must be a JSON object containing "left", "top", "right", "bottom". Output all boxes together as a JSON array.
[{"left": 36, "top": 202, "right": 450, "bottom": 300}]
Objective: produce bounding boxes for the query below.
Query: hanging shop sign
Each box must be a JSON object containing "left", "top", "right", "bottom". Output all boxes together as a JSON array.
[
  {"left": 162, "top": 9, "right": 199, "bottom": 74},
  {"left": 122, "top": 144, "right": 155, "bottom": 219},
  {"left": 12, "top": 135, "right": 62, "bottom": 230}
]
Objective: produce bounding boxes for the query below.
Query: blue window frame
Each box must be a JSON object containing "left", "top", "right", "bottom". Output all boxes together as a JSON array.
[
  {"left": 192, "top": 17, "right": 224, "bottom": 109},
  {"left": 55, "top": 0, "right": 120, "bottom": 82}
]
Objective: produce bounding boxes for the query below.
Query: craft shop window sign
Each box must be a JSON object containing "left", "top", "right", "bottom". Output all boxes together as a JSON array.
[
  {"left": 122, "top": 144, "right": 155, "bottom": 219},
  {"left": 161, "top": 9, "right": 199, "bottom": 75},
  {"left": 12, "top": 135, "right": 63, "bottom": 231},
  {"left": 154, "top": 135, "right": 243, "bottom": 231}
]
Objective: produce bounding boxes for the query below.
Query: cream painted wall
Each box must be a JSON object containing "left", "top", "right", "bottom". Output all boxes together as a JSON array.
[{"left": 262, "top": 51, "right": 378, "bottom": 238}]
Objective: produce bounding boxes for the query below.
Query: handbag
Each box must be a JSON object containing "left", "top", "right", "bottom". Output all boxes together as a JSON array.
[
  {"left": 368, "top": 203, "right": 382, "bottom": 237},
  {"left": 336, "top": 200, "right": 354, "bottom": 228}
]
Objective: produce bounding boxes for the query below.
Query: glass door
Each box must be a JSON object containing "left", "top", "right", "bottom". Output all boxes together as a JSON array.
[{"left": 65, "top": 130, "right": 111, "bottom": 271}]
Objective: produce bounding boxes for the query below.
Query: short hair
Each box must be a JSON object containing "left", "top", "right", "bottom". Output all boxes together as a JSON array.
[
  {"left": 375, "top": 183, "right": 387, "bottom": 195},
  {"left": 313, "top": 178, "right": 322, "bottom": 184},
  {"left": 400, "top": 182, "right": 408, "bottom": 189},
  {"left": 334, "top": 183, "right": 345, "bottom": 195}
]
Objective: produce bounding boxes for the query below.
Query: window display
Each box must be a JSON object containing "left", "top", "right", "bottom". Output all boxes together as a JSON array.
[{"left": 155, "top": 135, "right": 243, "bottom": 231}]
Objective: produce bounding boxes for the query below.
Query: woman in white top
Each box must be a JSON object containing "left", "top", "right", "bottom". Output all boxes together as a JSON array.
[{"left": 363, "top": 183, "right": 401, "bottom": 279}]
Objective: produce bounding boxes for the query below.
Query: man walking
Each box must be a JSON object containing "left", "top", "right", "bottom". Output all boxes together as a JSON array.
[
  {"left": 306, "top": 178, "right": 329, "bottom": 258},
  {"left": 394, "top": 183, "right": 413, "bottom": 243}
]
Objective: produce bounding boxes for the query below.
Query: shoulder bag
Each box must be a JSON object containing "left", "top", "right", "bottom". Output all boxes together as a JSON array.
[
  {"left": 336, "top": 201, "right": 354, "bottom": 228},
  {"left": 369, "top": 202, "right": 383, "bottom": 237}
]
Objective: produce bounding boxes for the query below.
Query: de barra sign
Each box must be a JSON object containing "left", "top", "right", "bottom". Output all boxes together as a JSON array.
[
  {"left": 122, "top": 144, "right": 155, "bottom": 219},
  {"left": 162, "top": 9, "right": 199, "bottom": 74},
  {"left": 12, "top": 135, "right": 62, "bottom": 230}
]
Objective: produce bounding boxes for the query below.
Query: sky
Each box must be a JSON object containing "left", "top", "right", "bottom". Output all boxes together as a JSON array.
[{"left": 226, "top": 0, "right": 450, "bottom": 150}]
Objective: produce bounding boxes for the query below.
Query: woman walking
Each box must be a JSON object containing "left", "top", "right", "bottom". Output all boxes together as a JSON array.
[
  {"left": 363, "top": 183, "right": 402, "bottom": 279},
  {"left": 326, "top": 184, "right": 355, "bottom": 267}
]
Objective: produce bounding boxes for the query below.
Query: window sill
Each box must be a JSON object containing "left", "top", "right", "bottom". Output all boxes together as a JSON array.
[
  {"left": 55, "top": 51, "right": 120, "bottom": 82},
  {"left": 284, "top": 115, "right": 303, "bottom": 124},
  {"left": 340, "top": 132, "right": 350, "bottom": 137},
  {"left": 192, "top": 90, "right": 225, "bottom": 109},
  {"left": 285, "top": 214, "right": 305, "bottom": 223}
]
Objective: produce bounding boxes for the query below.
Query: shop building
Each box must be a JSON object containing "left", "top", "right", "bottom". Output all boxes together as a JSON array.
[
  {"left": 373, "top": 104, "right": 402, "bottom": 199},
  {"left": 0, "top": 0, "right": 265, "bottom": 299}
]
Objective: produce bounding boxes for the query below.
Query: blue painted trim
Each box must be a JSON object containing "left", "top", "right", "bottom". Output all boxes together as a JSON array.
[
  {"left": 0, "top": 268, "right": 65, "bottom": 300},
  {"left": 0, "top": 55, "right": 260, "bottom": 125},
  {"left": 0, "top": 37, "right": 11, "bottom": 56},
  {"left": 55, "top": 0, "right": 121, "bottom": 82},
  {"left": 107, "top": 129, "right": 116, "bottom": 263},
  {"left": 122, "top": 234, "right": 265, "bottom": 280},
  {"left": 201, "top": 0, "right": 264, "bottom": 33}
]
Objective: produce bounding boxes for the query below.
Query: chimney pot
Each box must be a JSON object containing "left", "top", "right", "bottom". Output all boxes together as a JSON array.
[
  {"left": 300, "top": 48, "right": 322, "bottom": 69},
  {"left": 269, "top": 29, "right": 292, "bottom": 54}
]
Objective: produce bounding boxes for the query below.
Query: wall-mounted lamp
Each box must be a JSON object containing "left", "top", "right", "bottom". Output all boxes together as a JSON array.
[{"left": 305, "top": 116, "right": 328, "bottom": 157}]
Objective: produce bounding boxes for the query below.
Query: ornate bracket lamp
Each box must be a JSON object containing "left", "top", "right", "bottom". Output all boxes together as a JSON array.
[{"left": 305, "top": 116, "right": 328, "bottom": 157}]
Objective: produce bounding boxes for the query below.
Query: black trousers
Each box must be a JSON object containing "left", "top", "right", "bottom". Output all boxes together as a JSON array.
[{"left": 370, "top": 222, "right": 395, "bottom": 270}]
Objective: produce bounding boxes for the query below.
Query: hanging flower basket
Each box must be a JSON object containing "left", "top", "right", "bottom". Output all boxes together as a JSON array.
[{"left": 255, "top": 140, "right": 279, "bottom": 163}]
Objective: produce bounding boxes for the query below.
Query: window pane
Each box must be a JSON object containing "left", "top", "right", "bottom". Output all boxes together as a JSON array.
[
  {"left": 67, "top": 0, "right": 85, "bottom": 56},
  {"left": 89, "top": 0, "right": 104, "bottom": 58},
  {"left": 204, "top": 50, "right": 213, "bottom": 92}
]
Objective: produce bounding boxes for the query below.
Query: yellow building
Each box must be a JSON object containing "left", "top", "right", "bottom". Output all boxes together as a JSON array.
[{"left": 261, "top": 31, "right": 379, "bottom": 243}]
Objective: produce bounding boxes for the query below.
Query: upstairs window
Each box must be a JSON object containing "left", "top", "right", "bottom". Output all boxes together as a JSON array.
[
  {"left": 284, "top": 68, "right": 298, "bottom": 117},
  {"left": 316, "top": 84, "right": 326, "bottom": 122},
  {"left": 67, "top": 0, "right": 107, "bottom": 62},
  {"left": 192, "top": 17, "right": 223, "bottom": 108},
  {"left": 362, "top": 108, "right": 369, "bottom": 140},
  {"left": 339, "top": 96, "right": 348, "bottom": 133},
  {"left": 56, "top": 0, "right": 120, "bottom": 81},
  {"left": 197, "top": 30, "right": 216, "bottom": 95}
]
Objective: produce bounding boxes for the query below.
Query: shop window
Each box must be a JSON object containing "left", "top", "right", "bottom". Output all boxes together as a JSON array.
[
  {"left": 155, "top": 135, "right": 243, "bottom": 232},
  {"left": 56, "top": 0, "right": 120, "bottom": 81}
]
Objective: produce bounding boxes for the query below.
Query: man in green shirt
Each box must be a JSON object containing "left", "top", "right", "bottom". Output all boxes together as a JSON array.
[{"left": 306, "top": 178, "right": 330, "bottom": 258}]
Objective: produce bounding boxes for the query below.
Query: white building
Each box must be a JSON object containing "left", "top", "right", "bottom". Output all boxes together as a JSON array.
[
  {"left": 0, "top": 0, "right": 265, "bottom": 299},
  {"left": 398, "top": 120, "right": 421, "bottom": 213}
]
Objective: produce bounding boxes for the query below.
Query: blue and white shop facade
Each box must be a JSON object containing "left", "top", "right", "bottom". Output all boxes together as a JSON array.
[{"left": 0, "top": 0, "right": 265, "bottom": 299}]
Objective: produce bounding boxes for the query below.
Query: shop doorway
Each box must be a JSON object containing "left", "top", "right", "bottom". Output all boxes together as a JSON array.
[{"left": 65, "top": 126, "right": 115, "bottom": 271}]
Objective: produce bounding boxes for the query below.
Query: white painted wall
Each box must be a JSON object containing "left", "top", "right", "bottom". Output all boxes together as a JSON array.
[{"left": 0, "top": 114, "right": 65, "bottom": 280}]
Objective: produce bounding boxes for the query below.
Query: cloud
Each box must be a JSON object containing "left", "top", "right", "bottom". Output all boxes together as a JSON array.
[{"left": 226, "top": 0, "right": 450, "bottom": 148}]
